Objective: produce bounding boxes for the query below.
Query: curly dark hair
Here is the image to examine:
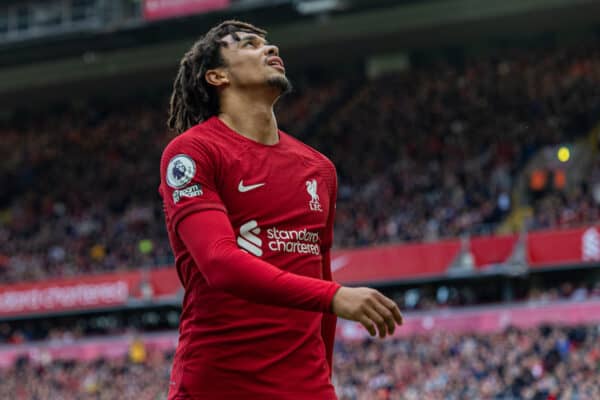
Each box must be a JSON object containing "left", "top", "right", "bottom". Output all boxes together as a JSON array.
[{"left": 167, "top": 20, "right": 266, "bottom": 134}]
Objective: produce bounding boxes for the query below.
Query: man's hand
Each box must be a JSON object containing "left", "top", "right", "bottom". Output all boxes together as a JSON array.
[{"left": 331, "top": 287, "right": 403, "bottom": 338}]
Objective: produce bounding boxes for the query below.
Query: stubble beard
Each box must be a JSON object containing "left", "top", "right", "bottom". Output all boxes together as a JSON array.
[{"left": 267, "top": 75, "right": 293, "bottom": 97}]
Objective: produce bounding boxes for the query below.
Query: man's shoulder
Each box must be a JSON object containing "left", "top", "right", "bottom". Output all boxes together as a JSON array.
[
  {"left": 162, "top": 119, "right": 222, "bottom": 160},
  {"left": 282, "top": 131, "right": 335, "bottom": 171}
]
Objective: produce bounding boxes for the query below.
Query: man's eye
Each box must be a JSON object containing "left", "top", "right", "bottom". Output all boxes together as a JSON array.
[{"left": 244, "top": 42, "right": 255, "bottom": 47}]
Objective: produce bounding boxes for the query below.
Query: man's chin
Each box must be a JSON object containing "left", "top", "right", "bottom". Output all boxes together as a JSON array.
[{"left": 267, "top": 75, "right": 293, "bottom": 96}]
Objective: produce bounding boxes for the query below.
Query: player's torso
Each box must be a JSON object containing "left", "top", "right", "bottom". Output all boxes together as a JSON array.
[
  {"left": 215, "top": 134, "right": 331, "bottom": 274},
  {"left": 165, "top": 125, "right": 337, "bottom": 398}
]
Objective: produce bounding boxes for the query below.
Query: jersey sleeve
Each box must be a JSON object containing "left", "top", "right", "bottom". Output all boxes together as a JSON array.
[
  {"left": 159, "top": 136, "right": 227, "bottom": 232},
  {"left": 178, "top": 210, "right": 341, "bottom": 312}
]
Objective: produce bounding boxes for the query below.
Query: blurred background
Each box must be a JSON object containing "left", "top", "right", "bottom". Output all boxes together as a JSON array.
[{"left": 1, "top": 0, "right": 600, "bottom": 399}]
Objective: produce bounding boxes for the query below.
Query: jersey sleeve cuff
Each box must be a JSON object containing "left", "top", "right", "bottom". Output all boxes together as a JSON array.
[{"left": 322, "top": 282, "right": 342, "bottom": 314}]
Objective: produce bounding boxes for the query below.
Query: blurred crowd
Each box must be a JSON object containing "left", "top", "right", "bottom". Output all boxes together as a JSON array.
[
  {"left": 335, "top": 324, "right": 600, "bottom": 400},
  {"left": 529, "top": 151, "right": 600, "bottom": 231},
  {"left": 390, "top": 281, "right": 600, "bottom": 312},
  {"left": 0, "top": 324, "right": 598, "bottom": 400},
  {"left": 0, "top": 350, "right": 172, "bottom": 400},
  {"left": 0, "top": 307, "right": 180, "bottom": 345},
  {"left": 319, "top": 43, "right": 600, "bottom": 246},
  {"left": 2, "top": 41, "right": 600, "bottom": 283},
  {"left": 0, "top": 105, "right": 173, "bottom": 283}
]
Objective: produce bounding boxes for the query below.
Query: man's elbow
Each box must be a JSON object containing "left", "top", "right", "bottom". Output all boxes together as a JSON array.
[{"left": 200, "top": 249, "right": 239, "bottom": 292}]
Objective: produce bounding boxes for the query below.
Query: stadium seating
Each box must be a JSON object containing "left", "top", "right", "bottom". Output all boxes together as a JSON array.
[
  {"left": 334, "top": 324, "right": 600, "bottom": 400},
  {"left": 0, "top": 323, "right": 598, "bottom": 399},
  {"left": 0, "top": 350, "right": 173, "bottom": 400},
  {"left": 1, "top": 42, "right": 600, "bottom": 285},
  {"left": 317, "top": 44, "right": 600, "bottom": 246}
]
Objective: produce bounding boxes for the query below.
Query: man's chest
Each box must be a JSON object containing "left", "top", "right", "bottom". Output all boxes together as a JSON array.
[{"left": 218, "top": 152, "right": 331, "bottom": 231}]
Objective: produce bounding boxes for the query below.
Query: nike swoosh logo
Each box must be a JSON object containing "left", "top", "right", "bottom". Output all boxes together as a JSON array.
[
  {"left": 238, "top": 180, "right": 265, "bottom": 192},
  {"left": 331, "top": 256, "right": 350, "bottom": 272}
]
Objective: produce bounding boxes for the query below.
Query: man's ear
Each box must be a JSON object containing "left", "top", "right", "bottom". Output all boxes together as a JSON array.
[{"left": 205, "top": 68, "right": 229, "bottom": 87}]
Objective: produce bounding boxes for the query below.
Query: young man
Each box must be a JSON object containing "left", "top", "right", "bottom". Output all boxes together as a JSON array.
[{"left": 159, "top": 20, "right": 403, "bottom": 399}]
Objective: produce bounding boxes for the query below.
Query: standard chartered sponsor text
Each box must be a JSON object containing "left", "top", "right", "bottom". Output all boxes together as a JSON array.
[
  {"left": 0, "top": 282, "right": 128, "bottom": 313},
  {"left": 267, "top": 227, "right": 320, "bottom": 255}
]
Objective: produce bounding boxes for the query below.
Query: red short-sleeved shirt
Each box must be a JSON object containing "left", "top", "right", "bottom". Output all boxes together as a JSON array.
[{"left": 159, "top": 117, "right": 338, "bottom": 400}]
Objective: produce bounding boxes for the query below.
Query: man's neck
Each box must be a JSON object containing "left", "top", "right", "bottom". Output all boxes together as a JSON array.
[{"left": 218, "top": 90, "right": 279, "bottom": 146}]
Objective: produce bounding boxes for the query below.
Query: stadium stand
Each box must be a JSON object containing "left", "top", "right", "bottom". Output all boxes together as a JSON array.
[
  {"left": 334, "top": 324, "right": 600, "bottom": 400},
  {"left": 320, "top": 43, "right": 600, "bottom": 246},
  {"left": 2, "top": 41, "right": 600, "bottom": 284},
  {"left": 0, "top": 351, "right": 173, "bottom": 400},
  {"left": 1, "top": 323, "right": 599, "bottom": 400}
]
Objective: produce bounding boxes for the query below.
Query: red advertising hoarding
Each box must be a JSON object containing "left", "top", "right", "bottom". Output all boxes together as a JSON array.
[
  {"left": 470, "top": 233, "right": 518, "bottom": 267},
  {"left": 0, "top": 272, "right": 143, "bottom": 317},
  {"left": 528, "top": 225, "right": 600, "bottom": 267},
  {"left": 332, "top": 226, "right": 600, "bottom": 284},
  {"left": 2, "top": 225, "right": 599, "bottom": 318},
  {"left": 332, "top": 240, "right": 461, "bottom": 284},
  {"left": 143, "top": 0, "right": 230, "bottom": 21}
]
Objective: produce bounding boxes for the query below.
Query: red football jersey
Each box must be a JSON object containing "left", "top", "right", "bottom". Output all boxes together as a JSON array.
[{"left": 159, "top": 116, "right": 338, "bottom": 399}]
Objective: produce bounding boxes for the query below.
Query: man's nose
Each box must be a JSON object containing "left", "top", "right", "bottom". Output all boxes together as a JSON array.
[{"left": 265, "top": 45, "right": 279, "bottom": 56}]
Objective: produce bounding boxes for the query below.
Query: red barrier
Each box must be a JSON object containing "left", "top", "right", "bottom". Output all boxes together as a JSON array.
[
  {"left": 0, "top": 272, "right": 143, "bottom": 317},
  {"left": 143, "top": 0, "right": 229, "bottom": 21},
  {"left": 332, "top": 240, "right": 461, "bottom": 284},
  {"left": 149, "top": 267, "right": 181, "bottom": 298},
  {"left": 470, "top": 234, "right": 518, "bottom": 268},
  {"left": 528, "top": 225, "right": 600, "bottom": 267}
]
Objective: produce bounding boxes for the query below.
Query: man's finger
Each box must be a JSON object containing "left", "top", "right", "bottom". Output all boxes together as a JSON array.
[
  {"left": 391, "top": 306, "right": 403, "bottom": 325},
  {"left": 383, "top": 303, "right": 402, "bottom": 326},
  {"left": 364, "top": 307, "right": 387, "bottom": 338},
  {"left": 360, "top": 317, "right": 376, "bottom": 337},
  {"left": 374, "top": 292, "right": 404, "bottom": 325},
  {"left": 372, "top": 300, "right": 396, "bottom": 336}
]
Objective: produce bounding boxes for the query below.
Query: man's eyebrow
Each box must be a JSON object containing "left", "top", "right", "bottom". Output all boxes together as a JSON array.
[{"left": 239, "top": 34, "right": 269, "bottom": 45}]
